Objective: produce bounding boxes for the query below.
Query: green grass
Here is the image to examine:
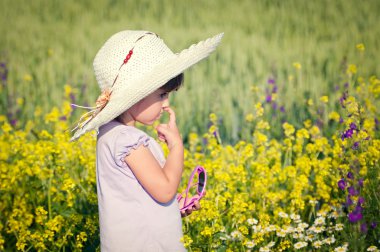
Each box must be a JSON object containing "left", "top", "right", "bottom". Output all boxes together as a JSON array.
[{"left": 1, "top": 0, "right": 379, "bottom": 143}]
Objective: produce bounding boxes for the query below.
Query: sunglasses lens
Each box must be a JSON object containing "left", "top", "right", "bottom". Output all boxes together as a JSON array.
[{"left": 198, "top": 171, "right": 205, "bottom": 193}]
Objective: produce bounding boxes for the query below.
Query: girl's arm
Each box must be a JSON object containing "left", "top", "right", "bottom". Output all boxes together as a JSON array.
[{"left": 124, "top": 107, "right": 184, "bottom": 204}]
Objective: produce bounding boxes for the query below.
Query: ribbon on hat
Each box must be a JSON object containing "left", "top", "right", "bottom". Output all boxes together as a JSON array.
[{"left": 69, "top": 32, "right": 157, "bottom": 134}]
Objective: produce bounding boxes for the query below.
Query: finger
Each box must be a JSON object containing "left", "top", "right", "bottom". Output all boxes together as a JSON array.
[
  {"left": 185, "top": 208, "right": 193, "bottom": 216},
  {"left": 163, "top": 107, "right": 176, "bottom": 127},
  {"left": 193, "top": 200, "right": 201, "bottom": 210},
  {"left": 181, "top": 210, "right": 186, "bottom": 218},
  {"left": 156, "top": 124, "right": 169, "bottom": 135},
  {"left": 158, "top": 134, "right": 166, "bottom": 142}
]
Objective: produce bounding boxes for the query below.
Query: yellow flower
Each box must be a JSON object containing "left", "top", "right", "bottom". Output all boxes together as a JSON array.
[
  {"left": 255, "top": 102, "right": 264, "bottom": 117},
  {"left": 256, "top": 120, "right": 270, "bottom": 130},
  {"left": 296, "top": 128, "right": 310, "bottom": 140},
  {"left": 307, "top": 99, "right": 314, "bottom": 106},
  {"left": 34, "top": 106, "right": 42, "bottom": 117},
  {"left": 309, "top": 126, "right": 320, "bottom": 136},
  {"left": 245, "top": 113, "right": 254, "bottom": 122},
  {"left": 16, "top": 98, "right": 24, "bottom": 106},
  {"left": 48, "top": 48, "right": 54, "bottom": 56},
  {"left": 209, "top": 113, "right": 218, "bottom": 124},
  {"left": 282, "top": 122, "right": 295, "bottom": 137},
  {"left": 250, "top": 85, "right": 259, "bottom": 93},
  {"left": 200, "top": 226, "right": 213, "bottom": 237},
  {"left": 180, "top": 235, "right": 193, "bottom": 248},
  {"left": 1, "top": 122, "right": 12, "bottom": 133},
  {"left": 319, "top": 96, "right": 328, "bottom": 103},
  {"left": 347, "top": 64, "right": 357, "bottom": 75},
  {"left": 44, "top": 107, "right": 60, "bottom": 123},
  {"left": 293, "top": 62, "right": 302, "bottom": 70},
  {"left": 64, "top": 84, "right": 72, "bottom": 98},
  {"left": 356, "top": 43, "right": 365, "bottom": 52},
  {"left": 303, "top": 119, "right": 312, "bottom": 129},
  {"left": 328, "top": 111, "right": 340, "bottom": 122},
  {"left": 23, "top": 74, "right": 33, "bottom": 82}
]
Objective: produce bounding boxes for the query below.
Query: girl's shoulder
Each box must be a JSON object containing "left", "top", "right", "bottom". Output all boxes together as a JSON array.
[{"left": 98, "top": 120, "right": 150, "bottom": 144}]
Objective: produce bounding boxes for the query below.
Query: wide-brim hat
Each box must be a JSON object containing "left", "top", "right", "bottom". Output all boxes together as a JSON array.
[{"left": 70, "top": 30, "right": 223, "bottom": 141}]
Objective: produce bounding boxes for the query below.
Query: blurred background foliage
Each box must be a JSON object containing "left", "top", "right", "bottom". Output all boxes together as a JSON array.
[{"left": 1, "top": 0, "right": 379, "bottom": 143}]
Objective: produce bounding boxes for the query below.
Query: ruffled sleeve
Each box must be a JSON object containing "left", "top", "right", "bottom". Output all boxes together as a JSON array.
[{"left": 114, "top": 127, "right": 150, "bottom": 168}]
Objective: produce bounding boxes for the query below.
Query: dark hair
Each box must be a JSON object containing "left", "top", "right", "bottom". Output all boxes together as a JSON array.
[{"left": 160, "top": 73, "right": 184, "bottom": 92}]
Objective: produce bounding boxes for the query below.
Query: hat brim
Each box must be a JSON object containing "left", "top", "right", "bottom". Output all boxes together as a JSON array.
[{"left": 71, "top": 32, "right": 224, "bottom": 141}]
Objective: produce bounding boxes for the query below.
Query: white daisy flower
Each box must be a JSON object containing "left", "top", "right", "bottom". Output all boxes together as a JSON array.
[
  {"left": 309, "top": 199, "right": 318, "bottom": 205},
  {"left": 252, "top": 225, "right": 262, "bottom": 233},
  {"left": 313, "top": 240, "right": 323, "bottom": 248},
  {"left": 367, "top": 245, "right": 379, "bottom": 251},
  {"left": 335, "top": 223, "right": 344, "bottom": 231},
  {"left": 305, "top": 234, "right": 315, "bottom": 241},
  {"left": 247, "top": 218, "right": 258, "bottom": 225},
  {"left": 294, "top": 241, "right": 308, "bottom": 250},
  {"left": 265, "top": 225, "right": 277, "bottom": 232},
  {"left": 290, "top": 213, "right": 301, "bottom": 221},
  {"left": 313, "top": 226, "right": 325, "bottom": 233},
  {"left": 317, "top": 211, "right": 327, "bottom": 217},
  {"left": 278, "top": 211, "right": 289, "bottom": 218},
  {"left": 245, "top": 241, "right": 256, "bottom": 249},
  {"left": 267, "top": 241, "right": 276, "bottom": 248},
  {"left": 296, "top": 226, "right": 304, "bottom": 233},
  {"left": 314, "top": 216, "right": 325, "bottom": 225},
  {"left": 334, "top": 246, "right": 347, "bottom": 252},
  {"left": 259, "top": 247, "right": 270, "bottom": 252},
  {"left": 276, "top": 229, "right": 286, "bottom": 237},
  {"left": 323, "top": 235, "right": 336, "bottom": 245},
  {"left": 231, "top": 230, "right": 243, "bottom": 241},
  {"left": 284, "top": 225, "right": 295, "bottom": 234},
  {"left": 298, "top": 222, "right": 309, "bottom": 229}
]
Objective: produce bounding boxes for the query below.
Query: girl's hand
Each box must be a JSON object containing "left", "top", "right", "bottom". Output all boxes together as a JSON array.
[
  {"left": 178, "top": 197, "right": 201, "bottom": 217},
  {"left": 156, "top": 107, "right": 183, "bottom": 150}
]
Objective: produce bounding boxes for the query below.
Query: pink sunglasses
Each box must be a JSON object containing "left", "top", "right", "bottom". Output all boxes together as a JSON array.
[{"left": 177, "top": 166, "right": 207, "bottom": 211}]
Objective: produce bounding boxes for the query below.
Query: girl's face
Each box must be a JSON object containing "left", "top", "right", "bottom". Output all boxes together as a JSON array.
[{"left": 125, "top": 88, "right": 170, "bottom": 125}]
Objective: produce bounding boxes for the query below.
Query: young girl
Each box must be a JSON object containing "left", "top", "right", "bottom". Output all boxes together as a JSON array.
[{"left": 71, "top": 30, "right": 223, "bottom": 251}]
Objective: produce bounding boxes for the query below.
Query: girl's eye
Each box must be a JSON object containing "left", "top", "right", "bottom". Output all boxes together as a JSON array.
[{"left": 160, "top": 92, "right": 169, "bottom": 99}]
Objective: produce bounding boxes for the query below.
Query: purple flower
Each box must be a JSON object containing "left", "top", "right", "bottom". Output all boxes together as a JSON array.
[
  {"left": 344, "top": 82, "right": 349, "bottom": 89},
  {"left": 280, "top": 106, "right": 285, "bottom": 113},
  {"left": 338, "top": 179, "right": 347, "bottom": 190},
  {"left": 59, "top": 116, "right": 67, "bottom": 121},
  {"left": 345, "top": 195, "right": 353, "bottom": 206},
  {"left": 335, "top": 85, "right": 340, "bottom": 91},
  {"left": 352, "top": 142, "right": 359, "bottom": 150},
  {"left": 70, "top": 93, "right": 76, "bottom": 103},
  {"left": 265, "top": 95, "right": 272, "bottom": 103},
  {"left": 360, "top": 223, "right": 368, "bottom": 233},
  {"left": 350, "top": 122, "right": 357, "bottom": 130},
  {"left": 357, "top": 196, "right": 365, "bottom": 206},
  {"left": 347, "top": 172, "right": 354, "bottom": 179},
  {"left": 10, "top": 119, "right": 17, "bottom": 126},
  {"left": 371, "top": 222, "right": 377, "bottom": 229},
  {"left": 272, "top": 102, "right": 278, "bottom": 110},
  {"left": 267, "top": 78, "right": 275, "bottom": 84},
  {"left": 358, "top": 178, "right": 364, "bottom": 187},
  {"left": 346, "top": 129, "right": 354, "bottom": 138},
  {"left": 272, "top": 85, "right": 278, "bottom": 93},
  {"left": 348, "top": 209, "right": 363, "bottom": 223},
  {"left": 339, "top": 117, "right": 344, "bottom": 124},
  {"left": 341, "top": 129, "right": 354, "bottom": 140},
  {"left": 348, "top": 186, "right": 359, "bottom": 196},
  {"left": 0, "top": 61, "right": 8, "bottom": 82}
]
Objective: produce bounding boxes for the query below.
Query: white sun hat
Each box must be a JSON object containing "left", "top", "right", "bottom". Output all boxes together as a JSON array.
[{"left": 70, "top": 30, "right": 223, "bottom": 141}]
